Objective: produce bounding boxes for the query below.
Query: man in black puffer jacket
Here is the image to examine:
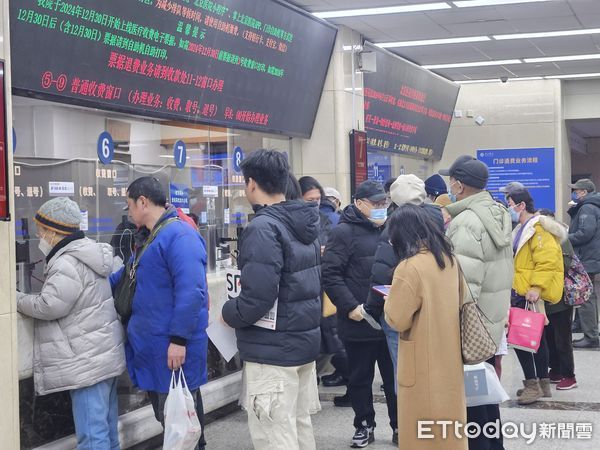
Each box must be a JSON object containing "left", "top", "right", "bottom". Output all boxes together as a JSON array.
[
  {"left": 568, "top": 179, "right": 600, "bottom": 348},
  {"left": 222, "top": 150, "right": 322, "bottom": 449},
  {"left": 322, "top": 180, "right": 397, "bottom": 448},
  {"left": 365, "top": 175, "right": 444, "bottom": 373}
]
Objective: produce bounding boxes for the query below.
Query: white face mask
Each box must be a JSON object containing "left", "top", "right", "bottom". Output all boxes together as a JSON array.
[{"left": 38, "top": 238, "right": 53, "bottom": 256}]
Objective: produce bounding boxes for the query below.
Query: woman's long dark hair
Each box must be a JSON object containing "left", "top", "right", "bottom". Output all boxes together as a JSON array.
[
  {"left": 388, "top": 204, "right": 454, "bottom": 269},
  {"left": 298, "top": 176, "right": 326, "bottom": 199}
]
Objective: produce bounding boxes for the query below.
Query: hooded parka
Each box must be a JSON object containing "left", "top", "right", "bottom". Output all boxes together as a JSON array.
[
  {"left": 17, "top": 236, "right": 126, "bottom": 395},
  {"left": 512, "top": 215, "right": 565, "bottom": 303},
  {"left": 445, "top": 191, "right": 514, "bottom": 347}
]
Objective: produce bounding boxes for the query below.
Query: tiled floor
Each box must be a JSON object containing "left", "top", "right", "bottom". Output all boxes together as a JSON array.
[{"left": 201, "top": 344, "right": 600, "bottom": 448}]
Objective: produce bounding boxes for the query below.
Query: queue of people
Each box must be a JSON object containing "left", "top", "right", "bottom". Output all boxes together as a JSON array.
[{"left": 15, "top": 149, "right": 598, "bottom": 450}]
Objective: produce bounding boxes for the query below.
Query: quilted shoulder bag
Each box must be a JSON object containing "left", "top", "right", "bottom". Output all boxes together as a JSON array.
[{"left": 458, "top": 263, "right": 498, "bottom": 365}]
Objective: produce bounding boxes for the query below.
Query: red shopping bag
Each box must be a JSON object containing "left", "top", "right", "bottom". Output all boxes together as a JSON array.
[{"left": 507, "top": 303, "right": 545, "bottom": 353}]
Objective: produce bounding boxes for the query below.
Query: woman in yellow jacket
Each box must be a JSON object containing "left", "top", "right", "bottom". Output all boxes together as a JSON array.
[{"left": 507, "top": 188, "right": 564, "bottom": 405}]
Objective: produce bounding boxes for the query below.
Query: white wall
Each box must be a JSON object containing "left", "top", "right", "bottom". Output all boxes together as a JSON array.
[{"left": 438, "top": 79, "right": 570, "bottom": 218}]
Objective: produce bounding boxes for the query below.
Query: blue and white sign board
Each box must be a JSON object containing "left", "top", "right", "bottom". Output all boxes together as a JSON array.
[
  {"left": 97, "top": 131, "right": 114, "bottom": 165},
  {"left": 233, "top": 146, "right": 244, "bottom": 173},
  {"left": 169, "top": 183, "right": 190, "bottom": 214},
  {"left": 173, "top": 140, "right": 187, "bottom": 169},
  {"left": 477, "top": 148, "right": 555, "bottom": 211},
  {"left": 367, "top": 152, "right": 392, "bottom": 183}
]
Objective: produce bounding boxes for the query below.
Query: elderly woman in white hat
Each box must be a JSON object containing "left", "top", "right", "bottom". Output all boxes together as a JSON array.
[{"left": 17, "top": 197, "right": 125, "bottom": 450}]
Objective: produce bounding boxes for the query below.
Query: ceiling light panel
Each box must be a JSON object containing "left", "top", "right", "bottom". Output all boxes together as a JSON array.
[
  {"left": 546, "top": 72, "right": 600, "bottom": 79},
  {"left": 453, "top": 0, "right": 553, "bottom": 7},
  {"left": 524, "top": 54, "right": 600, "bottom": 63},
  {"left": 313, "top": 3, "right": 451, "bottom": 19},
  {"left": 423, "top": 59, "right": 522, "bottom": 69},
  {"left": 493, "top": 28, "right": 600, "bottom": 40},
  {"left": 377, "top": 36, "right": 490, "bottom": 48}
]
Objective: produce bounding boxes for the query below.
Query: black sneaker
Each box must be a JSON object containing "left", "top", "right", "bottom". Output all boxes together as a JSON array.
[
  {"left": 333, "top": 393, "right": 351, "bottom": 407},
  {"left": 392, "top": 429, "right": 398, "bottom": 445},
  {"left": 351, "top": 423, "right": 374, "bottom": 448}
]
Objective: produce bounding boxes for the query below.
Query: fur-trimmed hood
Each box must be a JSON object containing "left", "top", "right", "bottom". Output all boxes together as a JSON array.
[{"left": 538, "top": 215, "right": 568, "bottom": 243}]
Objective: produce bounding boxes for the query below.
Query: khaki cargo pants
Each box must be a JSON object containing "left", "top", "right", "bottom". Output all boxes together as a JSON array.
[{"left": 240, "top": 361, "right": 321, "bottom": 450}]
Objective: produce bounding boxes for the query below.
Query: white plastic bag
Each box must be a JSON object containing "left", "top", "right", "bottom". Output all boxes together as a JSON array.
[
  {"left": 163, "top": 369, "right": 202, "bottom": 450},
  {"left": 463, "top": 362, "right": 509, "bottom": 407}
]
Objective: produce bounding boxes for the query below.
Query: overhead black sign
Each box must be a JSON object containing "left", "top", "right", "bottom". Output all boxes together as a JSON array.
[
  {"left": 363, "top": 43, "right": 459, "bottom": 160},
  {"left": 10, "top": 0, "right": 336, "bottom": 138}
]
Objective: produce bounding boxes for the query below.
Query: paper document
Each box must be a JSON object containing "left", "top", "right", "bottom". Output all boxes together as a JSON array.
[
  {"left": 226, "top": 266, "right": 277, "bottom": 330},
  {"left": 206, "top": 317, "right": 238, "bottom": 362}
]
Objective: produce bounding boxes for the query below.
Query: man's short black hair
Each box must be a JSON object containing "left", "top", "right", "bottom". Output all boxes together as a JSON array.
[
  {"left": 240, "top": 149, "right": 289, "bottom": 195},
  {"left": 127, "top": 177, "right": 167, "bottom": 207},
  {"left": 507, "top": 188, "right": 535, "bottom": 214}
]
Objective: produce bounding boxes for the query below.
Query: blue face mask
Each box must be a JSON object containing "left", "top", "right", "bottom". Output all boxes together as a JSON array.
[
  {"left": 509, "top": 206, "right": 520, "bottom": 223},
  {"left": 448, "top": 193, "right": 457, "bottom": 203},
  {"left": 370, "top": 208, "right": 388, "bottom": 222},
  {"left": 571, "top": 192, "right": 580, "bottom": 203}
]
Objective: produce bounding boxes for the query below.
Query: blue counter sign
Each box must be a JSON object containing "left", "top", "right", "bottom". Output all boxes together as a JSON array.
[
  {"left": 97, "top": 131, "right": 114, "bottom": 165},
  {"left": 233, "top": 146, "right": 244, "bottom": 172},
  {"left": 174, "top": 140, "right": 187, "bottom": 169}
]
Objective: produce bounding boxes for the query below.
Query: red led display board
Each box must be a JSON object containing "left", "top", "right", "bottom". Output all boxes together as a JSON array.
[{"left": 10, "top": 0, "right": 336, "bottom": 138}]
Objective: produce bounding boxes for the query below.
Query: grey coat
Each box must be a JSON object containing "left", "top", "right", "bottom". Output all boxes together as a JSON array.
[{"left": 17, "top": 238, "right": 125, "bottom": 395}]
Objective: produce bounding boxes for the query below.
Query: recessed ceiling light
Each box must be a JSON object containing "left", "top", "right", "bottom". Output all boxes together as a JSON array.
[
  {"left": 423, "top": 59, "right": 522, "bottom": 69},
  {"left": 453, "top": 0, "right": 552, "bottom": 7},
  {"left": 493, "top": 28, "right": 600, "bottom": 40},
  {"left": 524, "top": 54, "right": 600, "bottom": 63},
  {"left": 313, "top": 3, "right": 451, "bottom": 19},
  {"left": 546, "top": 72, "right": 600, "bottom": 79},
  {"left": 377, "top": 36, "right": 490, "bottom": 48}
]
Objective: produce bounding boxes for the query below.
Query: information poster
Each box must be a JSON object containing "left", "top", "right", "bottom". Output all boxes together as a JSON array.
[
  {"left": 477, "top": 148, "right": 555, "bottom": 211},
  {"left": 0, "top": 60, "right": 7, "bottom": 220},
  {"left": 363, "top": 43, "right": 459, "bottom": 160},
  {"left": 10, "top": 0, "right": 337, "bottom": 138},
  {"left": 367, "top": 152, "right": 392, "bottom": 183},
  {"left": 350, "top": 130, "right": 367, "bottom": 196}
]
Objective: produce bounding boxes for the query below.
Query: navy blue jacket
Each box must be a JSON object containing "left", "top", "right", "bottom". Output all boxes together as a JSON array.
[
  {"left": 322, "top": 205, "right": 384, "bottom": 342},
  {"left": 222, "top": 200, "right": 322, "bottom": 366},
  {"left": 110, "top": 208, "right": 208, "bottom": 393},
  {"left": 320, "top": 199, "right": 341, "bottom": 227},
  {"left": 568, "top": 192, "right": 600, "bottom": 275}
]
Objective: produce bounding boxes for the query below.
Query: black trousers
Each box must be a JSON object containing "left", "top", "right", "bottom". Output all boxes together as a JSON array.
[
  {"left": 547, "top": 307, "right": 575, "bottom": 378},
  {"left": 148, "top": 388, "right": 206, "bottom": 449},
  {"left": 467, "top": 356, "right": 504, "bottom": 450},
  {"left": 344, "top": 339, "right": 397, "bottom": 430}
]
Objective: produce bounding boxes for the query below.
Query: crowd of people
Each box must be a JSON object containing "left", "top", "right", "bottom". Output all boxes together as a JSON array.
[{"left": 16, "top": 149, "right": 600, "bottom": 450}]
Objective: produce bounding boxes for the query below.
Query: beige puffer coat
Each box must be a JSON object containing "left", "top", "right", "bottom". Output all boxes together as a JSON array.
[{"left": 17, "top": 237, "right": 125, "bottom": 395}]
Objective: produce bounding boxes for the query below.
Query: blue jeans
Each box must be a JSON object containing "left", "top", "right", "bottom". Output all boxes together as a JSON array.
[
  {"left": 380, "top": 317, "right": 398, "bottom": 392},
  {"left": 70, "top": 377, "right": 120, "bottom": 450}
]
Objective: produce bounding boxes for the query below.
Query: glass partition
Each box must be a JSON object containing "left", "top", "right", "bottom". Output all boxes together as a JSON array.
[{"left": 14, "top": 97, "right": 292, "bottom": 447}]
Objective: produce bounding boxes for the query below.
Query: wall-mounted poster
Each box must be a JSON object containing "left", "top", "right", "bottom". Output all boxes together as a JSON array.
[{"left": 0, "top": 60, "right": 8, "bottom": 220}]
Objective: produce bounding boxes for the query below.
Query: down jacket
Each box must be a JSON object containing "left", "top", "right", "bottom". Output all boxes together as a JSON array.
[
  {"left": 365, "top": 204, "right": 444, "bottom": 321},
  {"left": 512, "top": 215, "right": 565, "bottom": 303},
  {"left": 110, "top": 207, "right": 209, "bottom": 393},
  {"left": 445, "top": 191, "right": 514, "bottom": 347},
  {"left": 17, "top": 234, "right": 125, "bottom": 395},
  {"left": 322, "top": 204, "right": 384, "bottom": 342},
  {"left": 222, "top": 200, "right": 322, "bottom": 366},
  {"left": 568, "top": 192, "right": 600, "bottom": 275}
]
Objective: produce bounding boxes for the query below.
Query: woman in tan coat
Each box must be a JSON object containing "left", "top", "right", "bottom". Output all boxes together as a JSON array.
[{"left": 384, "top": 204, "right": 467, "bottom": 450}]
